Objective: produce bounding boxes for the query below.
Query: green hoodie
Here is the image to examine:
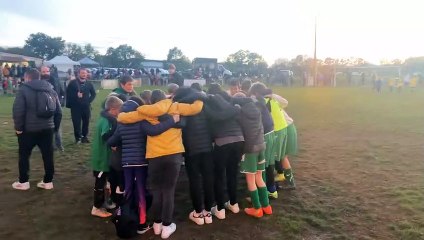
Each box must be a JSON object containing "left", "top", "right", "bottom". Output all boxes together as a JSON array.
[
  {"left": 112, "top": 87, "right": 137, "bottom": 98},
  {"left": 101, "top": 87, "right": 137, "bottom": 109}
]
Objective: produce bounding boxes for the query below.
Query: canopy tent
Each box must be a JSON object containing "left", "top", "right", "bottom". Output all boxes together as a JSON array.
[
  {"left": 0, "top": 52, "right": 43, "bottom": 67},
  {"left": 78, "top": 57, "right": 99, "bottom": 67},
  {"left": 45, "top": 55, "right": 80, "bottom": 72}
]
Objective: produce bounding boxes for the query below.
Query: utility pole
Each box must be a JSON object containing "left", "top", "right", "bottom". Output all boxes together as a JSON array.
[{"left": 313, "top": 16, "right": 318, "bottom": 86}]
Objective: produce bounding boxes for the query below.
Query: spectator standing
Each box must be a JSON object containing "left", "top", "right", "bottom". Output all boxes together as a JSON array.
[
  {"left": 41, "top": 66, "right": 65, "bottom": 151},
  {"left": 3, "top": 64, "right": 10, "bottom": 78},
  {"left": 12, "top": 69, "right": 62, "bottom": 190},
  {"left": 150, "top": 68, "right": 156, "bottom": 85},
  {"left": 168, "top": 64, "right": 184, "bottom": 87},
  {"left": 17, "top": 64, "right": 22, "bottom": 79},
  {"left": 155, "top": 68, "right": 162, "bottom": 85},
  {"left": 66, "top": 68, "right": 97, "bottom": 144},
  {"left": 21, "top": 65, "right": 27, "bottom": 80},
  {"left": 10, "top": 64, "right": 16, "bottom": 78}
]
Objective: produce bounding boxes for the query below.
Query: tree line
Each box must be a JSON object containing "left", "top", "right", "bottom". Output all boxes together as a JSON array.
[{"left": 1, "top": 32, "right": 423, "bottom": 75}]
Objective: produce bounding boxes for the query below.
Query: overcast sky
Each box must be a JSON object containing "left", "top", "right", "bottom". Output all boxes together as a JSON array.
[{"left": 0, "top": 0, "right": 422, "bottom": 64}]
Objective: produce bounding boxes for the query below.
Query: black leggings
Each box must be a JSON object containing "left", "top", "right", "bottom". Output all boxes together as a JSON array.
[
  {"left": 213, "top": 141, "right": 244, "bottom": 210},
  {"left": 148, "top": 154, "right": 183, "bottom": 226},
  {"left": 185, "top": 152, "right": 214, "bottom": 213}
]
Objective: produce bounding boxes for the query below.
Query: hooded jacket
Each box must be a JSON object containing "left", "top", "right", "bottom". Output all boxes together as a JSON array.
[
  {"left": 108, "top": 100, "right": 176, "bottom": 166},
  {"left": 13, "top": 79, "right": 62, "bottom": 132},
  {"left": 232, "top": 97, "right": 265, "bottom": 153},
  {"left": 203, "top": 94, "right": 243, "bottom": 144}
]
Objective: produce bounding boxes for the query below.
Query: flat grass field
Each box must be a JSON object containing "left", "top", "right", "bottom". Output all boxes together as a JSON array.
[{"left": 0, "top": 86, "right": 423, "bottom": 240}]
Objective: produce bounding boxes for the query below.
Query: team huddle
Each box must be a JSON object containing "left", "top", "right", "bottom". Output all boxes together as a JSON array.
[{"left": 90, "top": 76, "right": 298, "bottom": 239}]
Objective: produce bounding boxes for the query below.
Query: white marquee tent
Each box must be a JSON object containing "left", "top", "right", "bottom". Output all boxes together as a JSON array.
[{"left": 45, "top": 55, "right": 80, "bottom": 73}]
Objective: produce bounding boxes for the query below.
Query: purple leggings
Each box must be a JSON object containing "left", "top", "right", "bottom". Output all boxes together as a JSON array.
[{"left": 124, "top": 167, "right": 148, "bottom": 224}]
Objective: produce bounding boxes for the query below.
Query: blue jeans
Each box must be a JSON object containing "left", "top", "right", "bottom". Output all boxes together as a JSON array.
[{"left": 54, "top": 126, "right": 63, "bottom": 148}]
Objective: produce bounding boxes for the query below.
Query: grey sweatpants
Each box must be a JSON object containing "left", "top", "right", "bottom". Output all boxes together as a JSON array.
[{"left": 147, "top": 153, "right": 183, "bottom": 226}]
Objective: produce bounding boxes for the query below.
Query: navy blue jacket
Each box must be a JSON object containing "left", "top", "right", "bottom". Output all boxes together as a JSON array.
[{"left": 107, "top": 101, "right": 175, "bottom": 167}]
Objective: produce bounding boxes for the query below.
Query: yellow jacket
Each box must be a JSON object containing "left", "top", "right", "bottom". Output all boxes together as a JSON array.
[{"left": 117, "top": 99, "right": 203, "bottom": 158}]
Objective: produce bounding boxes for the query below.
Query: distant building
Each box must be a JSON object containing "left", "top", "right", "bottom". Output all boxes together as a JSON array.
[{"left": 141, "top": 59, "right": 166, "bottom": 69}]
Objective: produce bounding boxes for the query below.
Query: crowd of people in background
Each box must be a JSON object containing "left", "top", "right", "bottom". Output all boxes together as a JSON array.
[
  {"left": 349, "top": 71, "right": 421, "bottom": 93},
  {"left": 1, "top": 63, "right": 57, "bottom": 95},
  {"left": 69, "top": 65, "right": 170, "bottom": 86}
]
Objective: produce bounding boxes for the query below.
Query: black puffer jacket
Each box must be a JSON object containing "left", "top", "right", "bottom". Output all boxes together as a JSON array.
[
  {"left": 232, "top": 97, "right": 265, "bottom": 153},
  {"left": 173, "top": 87, "right": 213, "bottom": 155},
  {"left": 182, "top": 109, "right": 212, "bottom": 156},
  {"left": 203, "top": 94, "right": 243, "bottom": 140},
  {"left": 13, "top": 79, "right": 62, "bottom": 132}
]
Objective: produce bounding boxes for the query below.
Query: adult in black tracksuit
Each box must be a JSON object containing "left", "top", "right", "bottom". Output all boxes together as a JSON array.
[
  {"left": 205, "top": 84, "right": 244, "bottom": 219},
  {"left": 12, "top": 69, "right": 62, "bottom": 190},
  {"left": 66, "top": 68, "right": 96, "bottom": 143}
]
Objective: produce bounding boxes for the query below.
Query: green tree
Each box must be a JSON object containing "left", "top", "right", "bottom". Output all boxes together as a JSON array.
[
  {"left": 63, "top": 43, "right": 84, "bottom": 60},
  {"left": 247, "top": 52, "right": 268, "bottom": 74},
  {"left": 83, "top": 43, "right": 99, "bottom": 59},
  {"left": 24, "top": 32, "right": 65, "bottom": 59},
  {"left": 271, "top": 58, "right": 289, "bottom": 74},
  {"left": 225, "top": 50, "right": 268, "bottom": 75},
  {"left": 404, "top": 57, "right": 424, "bottom": 73},
  {"left": 166, "top": 47, "right": 191, "bottom": 71},
  {"left": 64, "top": 43, "right": 100, "bottom": 61},
  {"left": 225, "top": 50, "right": 249, "bottom": 72},
  {"left": 104, "top": 44, "right": 145, "bottom": 68},
  {"left": 324, "top": 57, "right": 336, "bottom": 65}
]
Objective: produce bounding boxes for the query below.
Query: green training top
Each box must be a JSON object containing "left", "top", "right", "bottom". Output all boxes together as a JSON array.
[{"left": 90, "top": 116, "right": 112, "bottom": 172}]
